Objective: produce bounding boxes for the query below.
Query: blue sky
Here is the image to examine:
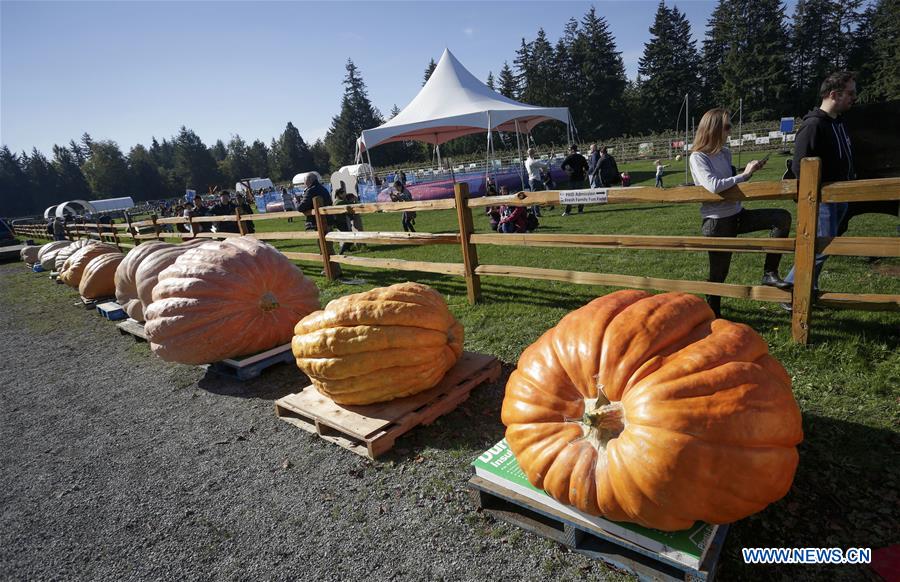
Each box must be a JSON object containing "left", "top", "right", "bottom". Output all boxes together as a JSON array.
[{"left": 1, "top": 1, "right": 797, "bottom": 156}]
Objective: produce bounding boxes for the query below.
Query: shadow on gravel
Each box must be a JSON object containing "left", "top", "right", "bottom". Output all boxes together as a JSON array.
[{"left": 197, "top": 362, "right": 307, "bottom": 401}]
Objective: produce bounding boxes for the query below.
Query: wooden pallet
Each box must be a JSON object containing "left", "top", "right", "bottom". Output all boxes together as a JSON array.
[
  {"left": 275, "top": 351, "right": 501, "bottom": 459},
  {"left": 77, "top": 295, "right": 114, "bottom": 310},
  {"left": 96, "top": 301, "right": 127, "bottom": 321},
  {"left": 208, "top": 343, "right": 295, "bottom": 381},
  {"left": 469, "top": 476, "right": 728, "bottom": 582},
  {"left": 116, "top": 318, "right": 148, "bottom": 341}
]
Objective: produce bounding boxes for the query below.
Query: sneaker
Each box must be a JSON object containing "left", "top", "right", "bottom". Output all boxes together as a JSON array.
[
  {"left": 780, "top": 302, "right": 793, "bottom": 313},
  {"left": 561, "top": 212, "right": 570, "bottom": 216},
  {"left": 761, "top": 272, "right": 793, "bottom": 290}
]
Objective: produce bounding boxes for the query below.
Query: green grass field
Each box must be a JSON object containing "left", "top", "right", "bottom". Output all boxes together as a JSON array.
[{"left": 26, "top": 149, "right": 899, "bottom": 578}]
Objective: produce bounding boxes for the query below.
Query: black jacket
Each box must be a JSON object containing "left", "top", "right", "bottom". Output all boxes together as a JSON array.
[
  {"left": 561, "top": 152, "right": 589, "bottom": 181},
  {"left": 209, "top": 201, "right": 239, "bottom": 233},
  {"left": 598, "top": 154, "right": 621, "bottom": 186},
  {"left": 793, "top": 107, "right": 856, "bottom": 183},
  {"left": 295, "top": 181, "right": 334, "bottom": 230}
]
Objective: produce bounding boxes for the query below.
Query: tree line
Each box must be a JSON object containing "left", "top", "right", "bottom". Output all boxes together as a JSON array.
[{"left": 2, "top": 0, "right": 897, "bottom": 217}]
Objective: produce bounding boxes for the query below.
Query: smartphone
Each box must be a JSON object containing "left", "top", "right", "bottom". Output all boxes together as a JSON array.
[{"left": 759, "top": 152, "right": 772, "bottom": 164}]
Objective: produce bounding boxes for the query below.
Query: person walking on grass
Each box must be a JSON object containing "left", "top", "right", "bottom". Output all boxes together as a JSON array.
[
  {"left": 560, "top": 144, "right": 588, "bottom": 215},
  {"left": 781, "top": 71, "right": 859, "bottom": 311},
  {"left": 690, "top": 107, "right": 792, "bottom": 318},
  {"left": 524, "top": 148, "right": 547, "bottom": 217},
  {"left": 389, "top": 180, "right": 416, "bottom": 232},
  {"left": 655, "top": 160, "right": 669, "bottom": 188}
]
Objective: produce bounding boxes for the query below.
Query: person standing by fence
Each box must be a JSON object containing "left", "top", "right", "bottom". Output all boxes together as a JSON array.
[
  {"left": 781, "top": 71, "right": 859, "bottom": 305},
  {"left": 690, "top": 107, "right": 792, "bottom": 318},
  {"left": 561, "top": 144, "right": 588, "bottom": 215},
  {"left": 390, "top": 180, "right": 416, "bottom": 232}
]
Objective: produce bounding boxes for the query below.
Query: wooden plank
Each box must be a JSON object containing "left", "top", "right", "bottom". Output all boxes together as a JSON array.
[
  {"left": 247, "top": 231, "right": 320, "bottom": 241},
  {"left": 820, "top": 177, "right": 900, "bottom": 203},
  {"left": 317, "top": 198, "right": 457, "bottom": 216},
  {"left": 313, "top": 196, "right": 336, "bottom": 280},
  {"left": 116, "top": 318, "right": 148, "bottom": 341},
  {"left": 816, "top": 293, "right": 900, "bottom": 311},
  {"left": 475, "top": 263, "right": 791, "bottom": 302},
  {"left": 818, "top": 236, "right": 900, "bottom": 257},
  {"left": 471, "top": 233, "right": 796, "bottom": 254},
  {"left": 329, "top": 254, "right": 466, "bottom": 276},
  {"left": 238, "top": 211, "right": 306, "bottom": 222},
  {"left": 467, "top": 180, "right": 798, "bottom": 208},
  {"left": 455, "top": 182, "right": 482, "bottom": 304},
  {"left": 326, "top": 231, "right": 460, "bottom": 245},
  {"left": 274, "top": 352, "right": 500, "bottom": 459},
  {"left": 281, "top": 251, "right": 323, "bottom": 263},
  {"left": 791, "top": 157, "right": 822, "bottom": 344}
]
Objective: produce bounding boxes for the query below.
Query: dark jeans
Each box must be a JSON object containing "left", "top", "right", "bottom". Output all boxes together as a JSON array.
[
  {"left": 701, "top": 207, "right": 792, "bottom": 315},
  {"left": 529, "top": 178, "right": 545, "bottom": 216},
  {"left": 402, "top": 212, "right": 416, "bottom": 232}
]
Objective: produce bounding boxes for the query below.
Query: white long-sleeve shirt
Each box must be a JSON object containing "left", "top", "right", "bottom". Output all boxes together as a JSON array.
[
  {"left": 525, "top": 156, "right": 547, "bottom": 181},
  {"left": 689, "top": 148, "right": 746, "bottom": 219}
]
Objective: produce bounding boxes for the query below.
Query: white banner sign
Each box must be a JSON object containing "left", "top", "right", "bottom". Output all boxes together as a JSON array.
[
  {"left": 559, "top": 188, "right": 609, "bottom": 205},
  {"left": 755, "top": 137, "right": 771, "bottom": 145}
]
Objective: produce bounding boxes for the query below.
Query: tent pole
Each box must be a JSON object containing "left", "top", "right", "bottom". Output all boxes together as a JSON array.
[
  {"left": 514, "top": 120, "right": 526, "bottom": 192},
  {"left": 485, "top": 112, "right": 492, "bottom": 193}
]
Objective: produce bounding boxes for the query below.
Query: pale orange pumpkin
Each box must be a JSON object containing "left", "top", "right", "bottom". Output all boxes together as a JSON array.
[
  {"left": 292, "top": 282, "right": 464, "bottom": 405},
  {"left": 144, "top": 238, "right": 320, "bottom": 364},
  {"left": 502, "top": 290, "right": 802, "bottom": 531},
  {"left": 55, "top": 239, "right": 100, "bottom": 272},
  {"left": 115, "top": 241, "right": 174, "bottom": 321},
  {"left": 133, "top": 239, "right": 206, "bottom": 319},
  {"left": 79, "top": 253, "right": 125, "bottom": 299}
]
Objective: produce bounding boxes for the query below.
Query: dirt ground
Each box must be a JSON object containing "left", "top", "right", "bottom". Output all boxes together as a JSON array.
[{"left": 0, "top": 263, "right": 632, "bottom": 581}]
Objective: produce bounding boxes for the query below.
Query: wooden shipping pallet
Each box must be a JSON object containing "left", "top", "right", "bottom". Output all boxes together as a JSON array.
[
  {"left": 116, "top": 318, "right": 148, "bottom": 341},
  {"left": 275, "top": 351, "right": 501, "bottom": 459},
  {"left": 469, "top": 476, "right": 728, "bottom": 582},
  {"left": 208, "top": 343, "right": 295, "bottom": 381},
  {"left": 96, "top": 301, "right": 127, "bottom": 321},
  {"left": 77, "top": 295, "right": 114, "bottom": 310}
]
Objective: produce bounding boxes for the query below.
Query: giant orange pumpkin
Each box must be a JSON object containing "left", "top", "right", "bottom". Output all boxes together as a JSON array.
[
  {"left": 55, "top": 238, "right": 100, "bottom": 272},
  {"left": 501, "top": 290, "right": 803, "bottom": 531},
  {"left": 144, "top": 238, "right": 320, "bottom": 364},
  {"left": 133, "top": 239, "right": 206, "bottom": 319},
  {"left": 115, "top": 241, "right": 173, "bottom": 321},
  {"left": 79, "top": 253, "right": 125, "bottom": 299},
  {"left": 59, "top": 243, "right": 118, "bottom": 287},
  {"left": 292, "top": 282, "right": 464, "bottom": 405}
]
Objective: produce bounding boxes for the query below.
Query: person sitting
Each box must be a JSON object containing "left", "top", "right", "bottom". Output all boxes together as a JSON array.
[
  {"left": 485, "top": 206, "right": 501, "bottom": 231},
  {"left": 498, "top": 204, "right": 527, "bottom": 233}
]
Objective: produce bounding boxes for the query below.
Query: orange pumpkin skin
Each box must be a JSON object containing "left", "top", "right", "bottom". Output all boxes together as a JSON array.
[
  {"left": 501, "top": 290, "right": 803, "bottom": 531},
  {"left": 79, "top": 253, "right": 125, "bottom": 299},
  {"left": 134, "top": 239, "right": 206, "bottom": 319},
  {"left": 55, "top": 239, "right": 100, "bottom": 272},
  {"left": 144, "top": 238, "right": 320, "bottom": 364},
  {"left": 59, "top": 244, "right": 118, "bottom": 288},
  {"left": 115, "top": 242, "right": 173, "bottom": 321}
]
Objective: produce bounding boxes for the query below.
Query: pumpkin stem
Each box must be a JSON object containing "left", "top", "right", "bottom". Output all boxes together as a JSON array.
[
  {"left": 583, "top": 401, "right": 625, "bottom": 440},
  {"left": 259, "top": 291, "right": 280, "bottom": 312}
]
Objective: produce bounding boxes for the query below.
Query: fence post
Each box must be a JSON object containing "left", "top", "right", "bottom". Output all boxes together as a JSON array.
[
  {"left": 313, "top": 196, "right": 337, "bottom": 281},
  {"left": 96, "top": 219, "right": 103, "bottom": 244},
  {"left": 110, "top": 221, "right": 122, "bottom": 251},
  {"left": 791, "top": 157, "right": 822, "bottom": 345},
  {"left": 124, "top": 212, "right": 138, "bottom": 246},
  {"left": 151, "top": 214, "right": 162, "bottom": 241},
  {"left": 454, "top": 182, "right": 482, "bottom": 304},
  {"left": 235, "top": 206, "right": 246, "bottom": 236}
]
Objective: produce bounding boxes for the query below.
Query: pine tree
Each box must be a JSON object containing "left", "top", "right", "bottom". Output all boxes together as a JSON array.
[
  {"left": 512, "top": 39, "right": 532, "bottom": 99},
  {"left": 863, "top": 0, "right": 900, "bottom": 101},
  {"left": 325, "top": 59, "right": 384, "bottom": 167},
  {"left": 486, "top": 71, "right": 495, "bottom": 91},
  {"left": 699, "top": 0, "right": 733, "bottom": 111},
  {"left": 247, "top": 140, "right": 270, "bottom": 179},
  {"left": 52, "top": 144, "right": 91, "bottom": 201},
  {"left": 574, "top": 6, "right": 628, "bottom": 138},
  {"left": 210, "top": 139, "right": 228, "bottom": 162},
  {"left": 423, "top": 58, "right": 437, "bottom": 86},
  {"left": 68, "top": 139, "right": 86, "bottom": 166},
  {"left": 221, "top": 135, "right": 254, "bottom": 184},
  {"left": 497, "top": 62, "right": 517, "bottom": 98},
  {"left": 310, "top": 139, "right": 332, "bottom": 175},
  {"left": 791, "top": 0, "right": 845, "bottom": 109},
  {"left": 270, "top": 122, "right": 313, "bottom": 181},
  {"left": 127, "top": 144, "right": 166, "bottom": 201},
  {"left": 81, "top": 141, "right": 129, "bottom": 199},
  {"left": 638, "top": 2, "right": 701, "bottom": 132},
  {"left": 0, "top": 146, "right": 30, "bottom": 216},
  {"left": 25, "top": 148, "right": 59, "bottom": 211},
  {"left": 173, "top": 127, "right": 221, "bottom": 190},
  {"left": 80, "top": 133, "right": 94, "bottom": 162}
]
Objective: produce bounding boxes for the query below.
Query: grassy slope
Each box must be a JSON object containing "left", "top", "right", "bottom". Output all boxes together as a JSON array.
[{"left": 28, "top": 150, "right": 899, "bottom": 578}]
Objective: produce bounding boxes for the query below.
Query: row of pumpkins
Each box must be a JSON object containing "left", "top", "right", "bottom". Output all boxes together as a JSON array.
[{"left": 21, "top": 238, "right": 803, "bottom": 533}]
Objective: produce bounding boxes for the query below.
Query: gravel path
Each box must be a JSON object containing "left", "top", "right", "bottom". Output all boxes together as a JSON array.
[{"left": 0, "top": 263, "right": 627, "bottom": 581}]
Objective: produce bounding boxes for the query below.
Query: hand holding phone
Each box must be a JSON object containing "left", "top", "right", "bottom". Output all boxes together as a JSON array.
[{"left": 759, "top": 152, "right": 772, "bottom": 165}]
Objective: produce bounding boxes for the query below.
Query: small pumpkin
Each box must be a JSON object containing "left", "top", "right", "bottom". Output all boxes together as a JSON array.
[
  {"left": 502, "top": 290, "right": 802, "bottom": 531},
  {"left": 115, "top": 241, "right": 174, "bottom": 321},
  {"left": 133, "top": 239, "right": 206, "bottom": 319},
  {"left": 20, "top": 245, "right": 41, "bottom": 264},
  {"left": 292, "top": 282, "right": 464, "bottom": 405},
  {"left": 79, "top": 253, "right": 125, "bottom": 299},
  {"left": 39, "top": 241, "right": 74, "bottom": 271},
  {"left": 59, "top": 243, "right": 118, "bottom": 288},
  {"left": 55, "top": 238, "right": 100, "bottom": 272},
  {"left": 144, "top": 238, "right": 320, "bottom": 364}
]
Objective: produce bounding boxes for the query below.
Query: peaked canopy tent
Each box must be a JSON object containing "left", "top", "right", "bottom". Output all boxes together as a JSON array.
[{"left": 356, "top": 49, "right": 573, "bottom": 189}]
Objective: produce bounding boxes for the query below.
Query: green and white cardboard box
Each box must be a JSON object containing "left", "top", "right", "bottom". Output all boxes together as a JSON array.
[{"left": 472, "top": 438, "right": 718, "bottom": 570}]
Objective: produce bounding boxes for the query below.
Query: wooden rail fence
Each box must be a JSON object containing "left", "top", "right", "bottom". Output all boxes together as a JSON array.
[{"left": 15, "top": 157, "right": 898, "bottom": 344}]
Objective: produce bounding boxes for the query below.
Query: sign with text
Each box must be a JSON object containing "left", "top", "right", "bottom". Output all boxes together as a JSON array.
[{"left": 559, "top": 188, "right": 608, "bottom": 205}]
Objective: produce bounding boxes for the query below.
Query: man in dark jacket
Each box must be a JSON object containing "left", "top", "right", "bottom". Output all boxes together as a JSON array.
[
  {"left": 598, "top": 146, "right": 621, "bottom": 187},
  {"left": 209, "top": 192, "right": 240, "bottom": 233},
  {"left": 783, "top": 71, "right": 858, "bottom": 295},
  {"left": 561, "top": 144, "right": 588, "bottom": 215},
  {"left": 295, "top": 173, "right": 333, "bottom": 231}
]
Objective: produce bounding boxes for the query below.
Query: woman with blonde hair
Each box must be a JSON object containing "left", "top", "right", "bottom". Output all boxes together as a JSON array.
[{"left": 690, "top": 107, "right": 792, "bottom": 317}]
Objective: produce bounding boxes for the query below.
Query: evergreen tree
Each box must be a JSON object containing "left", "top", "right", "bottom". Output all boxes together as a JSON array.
[
  {"left": 52, "top": 144, "right": 91, "bottom": 201},
  {"left": 82, "top": 141, "right": 129, "bottom": 199},
  {"left": 325, "top": 59, "right": 384, "bottom": 167},
  {"left": 699, "top": 0, "right": 733, "bottom": 111},
  {"left": 573, "top": 6, "right": 628, "bottom": 138},
  {"left": 862, "top": 0, "right": 900, "bottom": 101},
  {"left": 638, "top": 2, "right": 701, "bottom": 132},
  {"left": 127, "top": 144, "right": 166, "bottom": 201},
  {"left": 0, "top": 146, "right": 30, "bottom": 216},
  {"left": 25, "top": 148, "right": 59, "bottom": 211},
  {"left": 173, "top": 126, "right": 221, "bottom": 190},
  {"left": 247, "top": 139, "right": 270, "bottom": 179},
  {"left": 486, "top": 71, "right": 495, "bottom": 91},
  {"left": 270, "top": 122, "right": 313, "bottom": 181},
  {"left": 423, "top": 58, "right": 437, "bottom": 85},
  {"left": 497, "top": 62, "right": 517, "bottom": 98},
  {"left": 310, "top": 139, "right": 332, "bottom": 175},
  {"left": 791, "top": 0, "right": 845, "bottom": 109},
  {"left": 149, "top": 137, "right": 175, "bottom": 170},
  {"left": 210, "top": 139, "right": 227, "bottom": 162},
  {"left": 512, "top": 39, "right": 532, "bottom": 99},
  {"left": 68, "top": 139, "right": 86, "bottom": 166},
  {"left": 222, "top": 135, "right": 254, "bottom": 184},
  {"left": 80, "top": 133, "right": 94, "bottom": 162}
]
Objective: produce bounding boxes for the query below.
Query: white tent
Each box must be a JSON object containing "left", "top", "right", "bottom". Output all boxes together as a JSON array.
[{"left": 358, "top": 48, "right": 571, "bottom": 153}]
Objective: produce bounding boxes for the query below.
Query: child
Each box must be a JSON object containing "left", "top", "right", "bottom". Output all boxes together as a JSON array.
[{"left": 389, "top": 180, "right": 416, "bottom": 232}]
